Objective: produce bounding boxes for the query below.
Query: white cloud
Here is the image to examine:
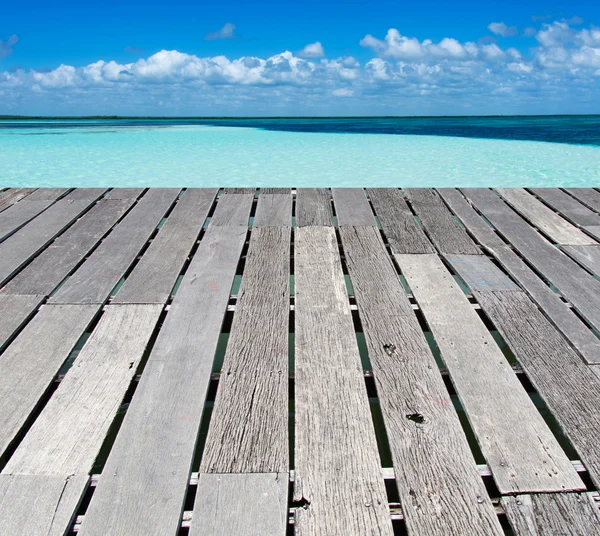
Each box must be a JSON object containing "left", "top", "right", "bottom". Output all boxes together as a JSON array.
[
  {"left": 299, "top": 41, "right": 324, "bottom": 58},
  {"left": 488, "top": 22, "right": 518, "bottom": 37},
  {"left": 332, "top": 88, "right": 353, "bottom": 97},
  {"left": 205, "top": 23, "right": 236, "bottom": 41},
  {"left": 0, "top": 35, "right": 19, "bottom": 58}
]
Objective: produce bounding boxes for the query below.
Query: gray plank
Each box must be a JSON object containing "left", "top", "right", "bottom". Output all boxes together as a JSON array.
[
  {"left": 503, "top": 493, "right": 600, "bottom": 536},
  {"left": 564, "top": 188, "right": 600, "bottom": 213},
  {"left": 447, "top": 254, "right": 520, "bottom": 291},
  {"left": 61, "top": 188, "right": 109, "bottom": 201},
  {"left": 397, "top": 253, "right": 583, "bottom": 494},
  {"left": 339, "top": 226, "right": 503, "bottom": 535},
  {"left": 191, "top": 473, "right": 288, "bottom": 536},
  {"left": 585, "top": 225, "right": 600, "bottom": 241},
  {"left": 0, "top": 294, "right": 44, "bottom": 350},
  {"left": 200, "top": 227, "right": 289, "bottom": 473},
  {"left": 295, "top": 188, "right": 333, "bottom": 227},
  {"left": 562, "top": 245, "right": 600, "bottom": 276},
  {"left": 592, "top": 365, "right": 600, "bottom": 380},
  {"left": 332, "top": 188, "right": 375, "bottom": 225},
  {"left": 253, "top": 194, "right": 292, "bottom": 227},
  {"left": 4, "top": 304, "right": 162, "bottom": 476},
  {"left": 473, "top": 289, "right": 600, "bottom": 490},
  {"left": 0, "top": 188, "right": 36, "bottom": 212},
  {"left": 24, "top": 188, "right": 70, "bottom": 201},
  {"left": 496, "top": 188, "right": 595, "bottom": 246},
  {"left": 224, "top": 188, "right": 256, "bottom": 194},
  {"left": 293, "top": 226, "right": 393, "bottom": 536},
  {"left": 530, "top": 188, "right": 600, "bottom": 227},
  {"left": 0, "top": 304, "right": 100, "bottom": 459},
  {"left": 261, "top": 188, "right": 290, "bottom": 194},
  {"left": 0, "top": 195, "right": 103, "bottom": 286},
  {"left": 463, "top": 188, "right": 600, "bottom": 335},
  {"left": 113, "top": 189, "right": 217, "bottom": 304},
  {"left": 78, "top": 223, "right": 250, "bottom": 536},
  {"left": 405, "top": 188, "right": 481, "bottom": 254},
  {"left": 0, "top": 474, "right": 88, "bottom": 536},
  {"left": 211, "top": 193, "right": 254, "bottom": 226},
  {"left": 440, "top": 188, "right": 600, "bottom": 365},
  {"left": 3, "top": 199, "right": 135, "bottom": 296},
  {"left": 367, "top": 188, "right": 435, "bottom": 254},
  {"left": 104, "top": 188, "right": 145, "bottom": 199},
  {"left": 49, "top": 189, "right": 180, "bottom": 304},
  {"left": 0, "top": 199, "right": 57, "bottom": 242}
]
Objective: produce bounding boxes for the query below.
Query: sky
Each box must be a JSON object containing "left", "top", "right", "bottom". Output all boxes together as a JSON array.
[{"left": 1, "top": 0, "right": 600, "bottom": 116}]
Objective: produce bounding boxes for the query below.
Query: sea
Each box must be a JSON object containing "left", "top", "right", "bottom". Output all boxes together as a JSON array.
[{"left": 1, "top": 116, "right": 599, "bottom": 187}]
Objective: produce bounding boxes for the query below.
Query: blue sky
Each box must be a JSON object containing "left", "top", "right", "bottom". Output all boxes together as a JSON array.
[{"left": 1, "top": 0, "right": 600, "bottom": 115}]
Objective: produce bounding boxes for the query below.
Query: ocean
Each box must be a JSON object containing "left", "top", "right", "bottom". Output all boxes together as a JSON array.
[{"left": 1, "top": 116, "right": 599, "bottom": 187}]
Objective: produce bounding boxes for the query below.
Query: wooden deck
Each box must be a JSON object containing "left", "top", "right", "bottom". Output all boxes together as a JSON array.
[{"left": 0, "top": 186, "right": 599, "bottom": 535}]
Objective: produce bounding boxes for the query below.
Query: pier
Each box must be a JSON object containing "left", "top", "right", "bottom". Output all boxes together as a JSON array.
[{"left": 0, "top": 186, "right": 599, "bottom": 535}]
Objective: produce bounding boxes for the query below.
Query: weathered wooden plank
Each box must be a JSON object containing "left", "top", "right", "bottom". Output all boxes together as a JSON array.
[
  {"left": 0, "top": 304, "right": 99, "bottom": 459},
  {"left": 224, "top": 188, "right": 256, "bottom": 194},
  {"left": 463, "top": 188, "right": 600, "bottom": 335},
  {"left": 200, "top": 227, "right": 289, "bottom": 473},
  {"left": 3, "top": 199, "right": 135, "bottom": 296},
  {"left": 261, "top": 187, "right": 290, "bottom": 194},
  {"left": 503, "top": 493, "right": 600, "bottom": 536},
  {"left": 562, "top": 245, "right": 600, "bottom": 276},
  {"left": 24, "top": 188, "right": 69, "bottom": 201},
  {"left": 530, "top": 188, "right": 600, "bottom": 227},
  {"left": 0, "top": 199, "right": 58, "bottom": 242},
  {"left": 0, "top": 294, "right": 44, "bottom": 350},
  {"left": 397, "top": 253, "right": 583, "bottom": 494},
  {"left": 78, "top": 222, "right": 250, "bottom": 536},
  {"left": 0, "top": 188, "right": 36, "bottom": 212},
  {"left": 293, "top": 226, "right": 393, "bottom": 536},
  {"left": 61, "top": 188, "right": 108, "bottom": 201},
  {"left": 439, "top": 188, "right": 600, "bottom": 365},
  {"left": 191, "top": 473, "right": 288, "bottom": 536},
  {"left": 210, "top": 193, "right": 254, "bottom": 226},
  {"left": 253, "top": 194, "right": 292, "bottom": 227},
  {"left": 446, "top": 254, "right": 520, "bottom": 291},
  {"left": 496, "top": 188, "right": 595, "bottom": 246},
  {"left": 0, "top": 474, "right": 89, "bottom": 536},
  {"left": 332, "top": 188, "right": 375, "bottom": 226},
  {"left": 0, "top": 195, "right": 103, "bottom": 286},
  {"left": 472, "top": 289, "right": 600, "bottom": 490},
  {"left": 112, "top": 189, "right": 217, "bottom": 304},
  {"left": 104, "top": 188, "right": 145, "bottom": 199},
  {"left": 339, "top": 226, "right": 503, "bottom": 535},
  {"left": 564, "top": 188, "right": 600, "bottom": 213},
  {"left": 367, "top": 188, "right": 435, "bottom": 254},
  {"left": 295, "top": 188, "right": 333, "bottom": 227},
  {"left": 4, "top": 304, "right": 162, "bottom": 476},
  {"left": 49, "top": 189, "right": 179, "bottom": 304},
  {"left": 405, "top": 188, "right": 481, "bottom": 254}
]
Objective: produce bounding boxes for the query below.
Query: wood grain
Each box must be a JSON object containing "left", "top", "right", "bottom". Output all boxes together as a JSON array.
[
  {"left": 332, "top": 188, "right": 376, "bottom": 226},
  {"left": 564, "top": 188, "right": 600, "bottom": 213},
  {"left": 0, "top": 189, "right": 36, "bottom": 213},
  {"left": 562, "top": 245, "right": 600, "bottom": 276},
  {"left": 296, "top": 188, "right": 333, "bottom": 227},
  {"left": 253, "top": 193, "right": 292, "bottom": 227},
  {"left": 0, "top": 294, "right": 44, "bottom": 350},
  {"left": 530, "top": 188, "right": 600, "bottom": 227}
]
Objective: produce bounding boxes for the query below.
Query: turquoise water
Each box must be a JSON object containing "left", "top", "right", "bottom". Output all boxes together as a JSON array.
[{"left": 1, "top": 119, "right": 599, "bottom": 187}]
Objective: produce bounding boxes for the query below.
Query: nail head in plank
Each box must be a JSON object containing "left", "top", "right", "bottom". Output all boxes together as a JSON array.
[
  {"left": 332, "top": 188, "right": 376, "bottom": 226},
  {"left": 253, "top": 194, "right": 292, "bottom": 227},
  {"left": 530, "top": 188, "right": 600, "bottom": 227},
  {"left": 295, "top": 188, "right": 333, "bottom": 227},
  {"left": 190, "top": 473, "right": 288, "bottom": 536},
  {"left": 397, "top": 253, "right": 583, "bottom": 494},
  {"left": 294, "top": 226, "right": 393, "bottom": 536},
  {"left": 0, "top": 294, "right": 45, "bottom": 351}
]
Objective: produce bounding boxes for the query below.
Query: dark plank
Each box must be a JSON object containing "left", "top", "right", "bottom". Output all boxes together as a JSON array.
[
  {"left": 530, "top": 188, "right": 600, "bottom": 227},
  {"left": 261, "top": 188, "right": 290, "bottom": 194},
  {"left": 562, "top": 245, "right": 600, "bottom": 276},
  {"left": 446, "top": 254, "right": 520, "bottom": 291},
  {"left": 0, "top": 188, "right": 36, "bottom": 212},
  {"left": 503, "top": 493, "right": 600, "bottom": 536},
  {"left": 113, "top": 189, "right": 217, "bottom": 304},
  {"left": 224, "top": 187, "right": 256, "bottom": 194},
  {"left": 253, "top": 194, "right": 292, "bottom": 227},
  {"left": 295, "top": 188, "right": 333, "bottom": 227},
  {"left": 367, "top": 188, "right": 435, "bottom": 254},
  {"left": 405, "top": 188, "right": 481, "bottom": 254},
  {"left": 339, "top": 226, "right": 503, "bottom": 535},
  {"left": 0, "top": 199, "right": 59, "bottom": 242},
  {"left": 24, "top": 188, "right": 70, "bottom": 201},
  {"left": 211, "top": 193, "right": 254, "bottom": 226},
  {"left": 332, "top": 188, "right": 375, "bottom": 225},
  {"left": 104, "top": 188, "right": 145, "bottom": 199},
  {"left": 0, "top": 294, "right": 44, "bottom": 350},
  {"left": 293, "top": 226, "right": 393, "bottom": 536},
  {"left": 564, "top": 188, "right": 600, "bottom": 213},
  {"left": 49, "top": 189, "right": 180, "bottom": 304}
]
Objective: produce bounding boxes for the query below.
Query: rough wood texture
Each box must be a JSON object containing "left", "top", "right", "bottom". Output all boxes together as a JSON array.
[
  {"left": 0, "top": 199, "right": 58, "bottom": 242},
  {"left": 367, "top": 188, "right": 435, "bottom": 254},
  {"left": 24, "top": 188, "right": 69, "bottom": 201},
  {"left": 4, "top": 304, "right": 162, "bottom": 476},
  {"left": 0, "top": 304, "right": 99, "bottom": 459},
  {"left": 104, "top": 188, "right": 145, "bottom": 199},
  {"left": 0, "top": 294, "right": 44, "bottom": 350},
  {"left": 564, "top": 188, "right": 600, "bottom": 213},
  {"left": 78, "top": 224, "right": 249, "bottom": 536},
  {"left": 397, "top": 253, "right": 583, "bottom": 494},
  {"left": 339, "top": 226, "right": 503, "bottom": 536},
  {"left": 253, "top": 194, "right": 292, "bottom": 227},
  {"left": 0, "top": 474, "right": 89, "bottom": 536},
  {"left": 113, "top": 189, "right": 217, "bottom": 304},
  {"left": 405, "top": 188, "right": 481, "bottom": 254},
  {"left": 61, "top": 188, "right": 109, "bottom": 201},
  {"left": 191, "top": 473, "right": 288, "bottom": 536},
  {"left": 496, "top": 188, "right": 595, "bottom": 245},
  {"left": 440, "top": 188, "right": 600, "bottom": 365},
  {"left": 224, "top": 188, "right": 256, "bottom": 194},
  {"left": 0, "top": 188, "right": 36, "bottom": 212},
  {"left": 294, "top": 226, "right": 393, "bottom": 536},
  {"left": 463, "top": 188, "right": 600, "bottom": 334},
  {"left": 211, "top": 193, "right": 254, "bottom": 226},
  {"left": 503, "top": 493, "right": 600, "bottom": 536},
  {"left": 261, "top": 188, "right": 290, "bottom": 194},
  {"left": 49, "top": 189, "right": 179, "bottom": 304},
  {"left": 296, "top": 188, "right": 333, "bottom": 227},
  {"left": 332, "top": 188, "right": 376, "bottom": 226},
  {"left": 562, "top": 245, "right": 600, "bottom": 276},
  {"left": 3, "top": 199, "right": 135, "bottom": 296},
  {"left": 201, "top": 227, "right": 289, "bottom": 473},
  {"left": 0, "top": 196, "right": 102, "bottom": 286},
  {"left": 474, "top": 289, "right": 600, "bottom": 490},
  {"left": 530, "top": 188, "right": 600, "bottom": 227}
]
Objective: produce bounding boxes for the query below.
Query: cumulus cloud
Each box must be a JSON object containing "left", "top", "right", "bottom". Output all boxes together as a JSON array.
[
  {"left": 488, "top": 22, "right": 518, "bottom": 37},
  {"left": 205, "top": 23, "right": 236, "bottom": 41},
  {"left": 299, "top": 42, "right": 324, "bottom": 58},
  {"left": 0, "top": 35, "right": 19, "bottom": 58}
]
